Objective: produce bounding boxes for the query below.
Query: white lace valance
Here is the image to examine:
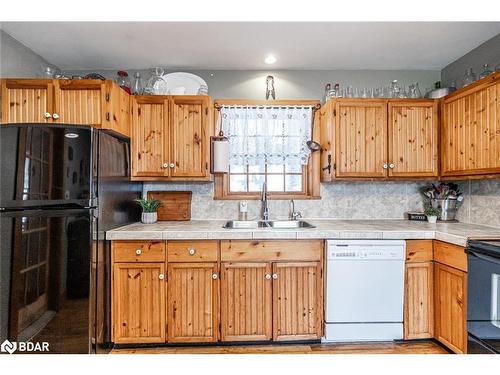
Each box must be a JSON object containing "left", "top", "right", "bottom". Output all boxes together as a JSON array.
[{"left": 219, "top": 105, "right": 313, "bottom": 166}]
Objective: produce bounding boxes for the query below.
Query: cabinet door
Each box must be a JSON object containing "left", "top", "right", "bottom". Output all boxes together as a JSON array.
[
  {"left": 272, "top": 262, "right": 322, "bottom": 341},
  {"left": 131, "top": 96, "right": 169, "bottom": 178},
  {"left": 442, "top": 81, "right": 500, "bottom": 176},
  {"left": 220, "top": 262, "right": 272, "bottom": 341},
  {"left": 388, "top": 101, "right": 438, "bottom": 177},
  {"left": 112, "top": 263, "right": 166, "bottom": 343},
  {"left": 170, "top": 96, "right": 210, "bottom": 178},
  {"left": 167, "top": 262, "right": 218, "bottom": 342},
  {"left": 434, "top": 262, "right": 467, "bottom": 353},
  {"left": 53, "top": 80, "right": 105, "bottom": 126},
  {"left": 404, "top": 262, "right": 434, "bottom": 339},
  {"left": 1, "top": 79, "right": 54, "bottom": 123},
  {"left": 335, "top": 100, "right": 388, "bottom": 177}
]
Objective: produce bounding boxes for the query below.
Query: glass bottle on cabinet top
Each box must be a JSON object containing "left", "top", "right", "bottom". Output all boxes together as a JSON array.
[
  {"left": 462, "top": 67, "right": 477, "bottom": 87},
  {"left": 479, "top": 64, "right": 493, "bottom": 79},
  {"left": 115, "top": 71, "right": 131, "bottom": 94}
]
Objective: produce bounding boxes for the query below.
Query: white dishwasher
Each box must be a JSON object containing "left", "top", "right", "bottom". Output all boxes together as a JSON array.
[{"left": 323, "top": 240, "right": 406, "bottom": 342}]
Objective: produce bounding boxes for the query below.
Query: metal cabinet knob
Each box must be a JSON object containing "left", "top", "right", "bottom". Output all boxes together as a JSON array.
[
  {"left": 188, "top": 248, "right": 196, "bottom": 255},
  {"left": 159, "top": 274, "right": 165, "bottom": 280},
  {"left": 265, "top": 274, "right": 271, "bottom": 280},
  {"left": 52, "top": 113, "right": 60, "bottom": 120},
  {"left": 44, "top": 112, "right": 52, "bottom": 119},
  {"left": 212, "top": 273, "right": 218, "bottom": 280},
  {"left": 135, "top": 249, "right": 142, "bottom": 255},
  {"left": 383, "top": 163, "right": 388, "bottom": 169},
  {"left": 389, "top": 163, "right": 395, "bottom": 169},
  {"left": 170, "top": 163, "right": 175, "bottom": 168},
  {"left": 272, "top": 273, "right": 278, "bottom": 280},
  {"left": 162, "top": 163, "right": 168, "bottom": 168}
]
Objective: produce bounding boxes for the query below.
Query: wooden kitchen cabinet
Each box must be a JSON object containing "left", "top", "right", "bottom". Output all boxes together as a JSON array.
[
  {"left": 441, "top": 72, "right": 500, "bottom": 177},
  {"left": 272, "top": 262, "right": 322, "bottom": 341},
  {"left": 220, "top": 262, "right": 273, "bottom": 341},
  {"left": 1, "top": 78, "right": 130, "bottom": 136},
  {"left": 167, "top": 262, "right": 219, "bottom": 342},
  {"left": 130, "top": 95, "right": 212, "bottom": 181},
  {"left": 434, "top": 262, "right": 467, "bottom": 354},
  {"left": 388, "top": 100, "right": 439, "bottom": 177},
  {"left": 334, "top": 99, "right": 388, "bottom": 178},
  {"left": 404, "top": 240, "right": 434, "bottom": 340},
  {"left": 112, "top": 262, "right": 166, "bottom": 343}
]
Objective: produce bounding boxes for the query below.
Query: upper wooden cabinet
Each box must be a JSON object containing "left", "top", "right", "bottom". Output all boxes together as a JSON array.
[
  {"left": 1, "top": 79, "right": 130, "bottom": 137},
  {"left": 320, "top": 98, "right": 438, "bottom": 180},
  {"left": 441, "top": 73, "right": 500, "bottom": 177},
  {"left": 130, "top": 95, "right": 212, "bottom": 181},
  {"left": 388, "top": 100, "right": 439, "bottom": 177}
]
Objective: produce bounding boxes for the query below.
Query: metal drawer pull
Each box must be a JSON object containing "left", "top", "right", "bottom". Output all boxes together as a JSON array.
[
  {"left": 188, "top": 248, "right": 196, "bottom": 255},
  {"left": 159, "top": 274, "right": 165, "bottom": 280},
  {"left": 212, "top": 273, "right": 218, "bottom": 280},
  {"left": 44, "top": 112, "right": 52, "bottom": 119},
  {"left": 170, "top": 163, "right": 175, "bottom": 168},
  {"left": 383, "top": 163, "right": 388, "bottom": 169},
  {"left": 389, "top": 163, "right": 395, "bottom": 169},
  {"left": 135, "top": 249, "right": 142, "bottom": 255},
  {"left": 52, "top": 113, "right": 60, "bottom": 119},
  {"left": 265, "top": 274, "right": 271, "bottom": 280},
  {"left": 162, "top": 163, "right": 168, "bottom": 168},
  {"left": 272, "top": 273, "right": 278, "bottom": 280}
]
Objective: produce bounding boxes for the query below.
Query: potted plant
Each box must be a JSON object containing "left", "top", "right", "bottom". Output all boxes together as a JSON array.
[
  {"left": 135, "top": 198, "right": 161, "bottom": 224},
  {"left": 424, "top": 207, "right": 440, "bottom": 224}
]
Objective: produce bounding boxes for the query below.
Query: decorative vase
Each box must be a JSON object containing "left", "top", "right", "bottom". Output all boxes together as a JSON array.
[
  {"left": 427, "top": 216, "right": 438, "bottom": 224},
  {"left": 141, "top": 212, "right": 157, "bottom": 224}
]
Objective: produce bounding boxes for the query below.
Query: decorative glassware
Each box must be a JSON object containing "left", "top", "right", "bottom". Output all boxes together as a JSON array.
[
  {"left": 479, "top": 64, "right": 493, "bottom": 79},
  {"left": 115, "top": 71, "right": 131, "bottom": 94},
  {"left": 197, "top": 84, "right": 208, "bottom": 95},
  {"left": 132, "top": 72, "right": 144, "bottom": 95},
  {"left": 408, "top": 82, "right": 421, "bottom": 98},
  {"left": 144, "top": 67, "right": 165, "bottom": 95},
  {"left": 463, "top": 68, "right": 476, "bottom": 87}
]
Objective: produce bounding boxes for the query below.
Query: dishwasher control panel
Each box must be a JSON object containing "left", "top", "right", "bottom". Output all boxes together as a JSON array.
[{"left": 327, "top": 240, "right": 406, "bottom": 261}]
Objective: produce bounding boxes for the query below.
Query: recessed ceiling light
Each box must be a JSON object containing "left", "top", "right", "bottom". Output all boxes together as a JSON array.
[{"left": 264, "top": 55, "right": 277, "bottom": 65}]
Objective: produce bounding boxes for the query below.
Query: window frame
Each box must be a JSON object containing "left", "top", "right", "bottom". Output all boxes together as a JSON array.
[{"left": 213, "top": 99, "right": 321, "bottom": 200}]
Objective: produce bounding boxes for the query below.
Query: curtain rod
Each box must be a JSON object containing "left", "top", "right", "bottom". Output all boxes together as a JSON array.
[{"left": 214, "top": 103, "right": 321, "bottom": 111}]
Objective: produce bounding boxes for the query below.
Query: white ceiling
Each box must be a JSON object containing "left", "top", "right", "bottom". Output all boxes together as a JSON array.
[{"left": 2, "top": 22, "right": 500, "bottom": 70}]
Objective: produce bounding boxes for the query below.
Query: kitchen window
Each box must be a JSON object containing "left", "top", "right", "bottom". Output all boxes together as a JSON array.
[{"left": 213, "top": 100, "right": 321, "bottom": 200}]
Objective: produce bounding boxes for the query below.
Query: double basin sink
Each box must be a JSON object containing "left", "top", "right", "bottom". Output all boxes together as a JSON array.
[{"left": 223, "top": 220, "right": 315, "bottom": 229}]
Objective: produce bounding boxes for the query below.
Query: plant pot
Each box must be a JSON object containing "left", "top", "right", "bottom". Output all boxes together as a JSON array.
[
  {"left": 427, "top": 215, "right": 438, "bottom": 224},
  {"left": 141, "top": 212, "right": 157, "bottom": 224}
]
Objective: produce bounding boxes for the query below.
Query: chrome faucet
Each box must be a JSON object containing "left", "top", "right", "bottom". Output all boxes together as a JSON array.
[
  {"left": 261, "top": 182, "right": 269, "bottom": 221},
  {"left": 289, "top": 199, "right": 302, "bottom": 220}
]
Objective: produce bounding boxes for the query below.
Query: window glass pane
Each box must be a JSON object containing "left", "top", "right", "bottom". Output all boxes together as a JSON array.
[
  {"left": 267, "top": 164, "right": 284, "bottom": 174},
  {"left": 248, "top": 160, "right": 265, "bottom": 174},
  {"left": 230, "top": 164, "right": 245, "bottom": 173},
  {"left": 285, "top": 162, "right": 302, "bottom": 173},
  {"left": 229, "top": 175, "right": 247, "bottom": 192},
  {"left": 248, "top": 174, "right": 265, "bottom": 192},
  {"left": 285, "top": 175, "right": 303, "bottom": 192},
  {"left": 267, "top": 175, "right": 284, "bottom": 192}
]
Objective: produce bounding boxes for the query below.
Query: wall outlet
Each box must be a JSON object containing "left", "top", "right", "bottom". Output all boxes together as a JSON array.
[{"left": 239, "top": 201, "right": 248, "bottom": 213}]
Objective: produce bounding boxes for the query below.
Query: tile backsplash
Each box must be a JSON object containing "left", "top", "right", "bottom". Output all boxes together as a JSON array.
[{"left": 144, "top": 179, "right": 500, "bottom": 228}]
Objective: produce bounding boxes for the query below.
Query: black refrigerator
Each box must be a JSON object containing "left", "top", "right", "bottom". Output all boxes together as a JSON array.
[{"left": 0, "top": 124, "right": 141, "bottom": 353}]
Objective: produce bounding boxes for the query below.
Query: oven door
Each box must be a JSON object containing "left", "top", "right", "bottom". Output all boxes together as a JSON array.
[{"left": 467, "top": 248, "right": 500, "bottom": 353}]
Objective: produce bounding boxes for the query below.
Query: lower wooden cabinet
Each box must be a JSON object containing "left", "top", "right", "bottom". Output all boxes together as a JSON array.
[
  {"left": 167, "top": 262, "right": 219, "bottom": 342},
  {"left": 273, "top": 262, "right": 322, "bottom": 340},
  {"left": 404, "top": 262, "right": 434, "bottom": 339},
  {"left": 220, "top": 262, "right": 273, "bottom": 341},
  {"left": 434, "top": 262, "right": 468, "bottom": 354},
  {"left": 112, "top": 263, "right": 166, "bottom": 344}
]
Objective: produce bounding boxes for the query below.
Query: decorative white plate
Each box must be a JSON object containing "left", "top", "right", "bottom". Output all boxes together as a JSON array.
[{"left": 160, "top": 72, "right": 208, "bottom": 95}]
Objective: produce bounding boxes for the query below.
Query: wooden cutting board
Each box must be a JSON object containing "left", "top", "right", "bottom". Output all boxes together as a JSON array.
[{"left": 147, "top": 191, "right": 192, "bottom": 221}]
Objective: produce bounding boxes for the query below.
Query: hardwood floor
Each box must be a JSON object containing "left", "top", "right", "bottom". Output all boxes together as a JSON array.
[{"left": 111, "top": 340, "right": 449, "bottom": 354}]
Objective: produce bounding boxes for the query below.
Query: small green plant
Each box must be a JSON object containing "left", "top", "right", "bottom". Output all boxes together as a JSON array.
[
  {"left": 135, "top": 198, "right": 161, "bottom": 213},
  {"left": 424, "top": 207, "right": 440, "bottom": 217}
]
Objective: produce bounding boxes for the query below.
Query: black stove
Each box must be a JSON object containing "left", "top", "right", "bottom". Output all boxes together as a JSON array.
[{"left": 466, "top": 239, "right": 500, "bottom": 354}]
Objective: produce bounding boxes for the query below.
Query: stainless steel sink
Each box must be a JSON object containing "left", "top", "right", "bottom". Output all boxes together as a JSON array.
[{"left": 223, "top": 220, "right": 315, "bottom": 229}]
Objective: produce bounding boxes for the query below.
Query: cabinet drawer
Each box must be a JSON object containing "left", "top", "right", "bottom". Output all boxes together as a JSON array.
[
  {"left": 433, "top": 241, "right": 467, "bottom": 272},
  {"left": 112, "top": 241, "right": 166, "bottom": 262},
  {"left": 221, "top": 240, "right": 322, "bottom": 262},
  {"left": 406, "top": 240, "right": 433, "bottom": 263},
  {"left": 167, "top": 241, "right": 218, "bottom": 262}
]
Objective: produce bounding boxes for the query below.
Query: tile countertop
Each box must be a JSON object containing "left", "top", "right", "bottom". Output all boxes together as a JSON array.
[{"left": 106, "top": 220, "right": 500, "bottom": 247}]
